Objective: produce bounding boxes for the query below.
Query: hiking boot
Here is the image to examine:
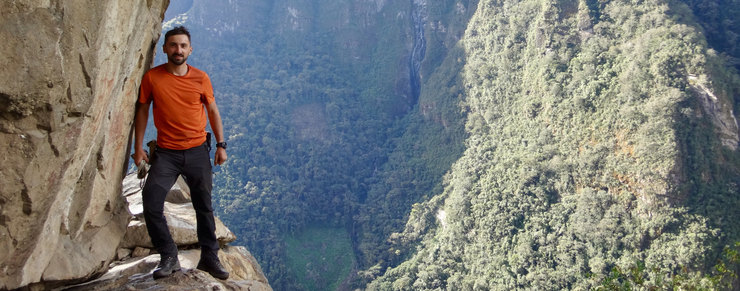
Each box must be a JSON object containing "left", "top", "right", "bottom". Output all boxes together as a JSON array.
[
  {"left": 153, "top": 256, "right": 181, "bottom": 279},
  {"left": 197, "top": 258, "right": 229, "bottom": 280}
]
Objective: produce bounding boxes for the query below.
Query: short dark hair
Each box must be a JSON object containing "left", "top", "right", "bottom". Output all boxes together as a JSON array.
[{"left": 164, "top": 26, "right": 191, "bottom": 44}]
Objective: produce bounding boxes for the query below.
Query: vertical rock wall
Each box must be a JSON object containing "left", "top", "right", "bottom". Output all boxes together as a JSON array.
[{"left": 0, "top": 1, "right": 168, "bottom": 289}]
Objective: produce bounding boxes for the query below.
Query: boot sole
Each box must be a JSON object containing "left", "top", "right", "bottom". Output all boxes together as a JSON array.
[
  {"left": 196, "top": 266, "right": 229, "bottom": 280},
  {"left": 153, "top": 268, "right": 181, "bottom": 279}
]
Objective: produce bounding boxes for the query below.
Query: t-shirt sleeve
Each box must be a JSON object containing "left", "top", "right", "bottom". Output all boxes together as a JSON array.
[
  {"left": 201, "top": 73, "right": 216, "bottom": 104},
  {"left": 138, "top": 71, "right": 153, "bottom": 104}
]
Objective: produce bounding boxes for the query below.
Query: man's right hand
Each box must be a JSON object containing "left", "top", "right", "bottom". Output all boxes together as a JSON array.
[
  {"left": 133, "top": 147, "right": 149, "bottom": 166},
  {"left": 133, "top": 101, "right": 151, "bottom": 167}
]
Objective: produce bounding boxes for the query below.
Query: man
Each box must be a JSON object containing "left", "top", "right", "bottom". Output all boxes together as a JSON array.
[{"left": 133, "top": 26, "right": 229, "bottom": 280}]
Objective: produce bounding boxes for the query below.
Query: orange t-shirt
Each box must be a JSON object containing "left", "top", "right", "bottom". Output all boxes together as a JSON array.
[{"left": 139, "top": 64, "right": 215, "bottom": 150}]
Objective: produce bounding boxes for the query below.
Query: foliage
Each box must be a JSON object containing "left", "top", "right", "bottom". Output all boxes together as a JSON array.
[
  {"left": 368, "top": 0, "right": 740, "bottom": 289},
  {"left": 284, "top": 226, "right": 356, "bottom": 291},
  {"left": 596, "top": 242, "right": 740, "bottom": 290}
]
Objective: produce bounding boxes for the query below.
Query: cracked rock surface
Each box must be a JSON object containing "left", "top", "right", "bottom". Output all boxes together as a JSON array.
[{"left": 0, "top": 1, "right": 168, "bottom": 289}]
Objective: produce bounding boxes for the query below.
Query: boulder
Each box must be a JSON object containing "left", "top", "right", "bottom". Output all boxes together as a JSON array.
[
  {"left": 120, "top": 207, "right": 236, "bottom": 249},
  {"left": 132, "top": 247, "right": 152, "bottom": 258},
  {"left": 117, "top": 248, "right": 132, "bottom": 260},
  {"left": 122, "top": 172, "right": 194, "bottom": 204},
  {"left": 164, "top": 176, "right": 192, "bottom": 204},
  {"left": 120, "top": 173, "right": 237, "bottom": 249},
  {"left": 0, "top": 1, "right": 168, "bottom": 289}
]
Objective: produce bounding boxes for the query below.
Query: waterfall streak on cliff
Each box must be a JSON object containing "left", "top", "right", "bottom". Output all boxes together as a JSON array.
[{"left": 409, "top": 0, "right": 427, "bottom": 103}]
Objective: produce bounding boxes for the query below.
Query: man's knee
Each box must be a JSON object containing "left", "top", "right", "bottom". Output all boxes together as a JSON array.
[
  {"left": 186, "top": 178, "right": 213, "bottom": 212},
  {"left": 191, "top": 195, "right": 214, "bottom": 212},
  {"left": 142, "top": 184, "right": 171, "bottom": 214}
]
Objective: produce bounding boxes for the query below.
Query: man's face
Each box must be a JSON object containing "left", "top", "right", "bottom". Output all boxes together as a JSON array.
[{"left": 163, "top": 34, "right": 192, "bottom": 66}]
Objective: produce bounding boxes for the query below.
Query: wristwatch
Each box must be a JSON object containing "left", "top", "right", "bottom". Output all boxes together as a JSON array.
[{"left": 216, "top": 142, "right": 227, "bottom": 149}]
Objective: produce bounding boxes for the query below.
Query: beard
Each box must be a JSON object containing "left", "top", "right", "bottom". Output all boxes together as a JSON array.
[{"left": 168, "top": 53, "right": 188, "bottom": 65}]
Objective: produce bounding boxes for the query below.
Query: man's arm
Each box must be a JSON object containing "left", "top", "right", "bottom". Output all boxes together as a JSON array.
[
  {"left": 133, "top": 101, "right": 151, "bottom": 165},
  {"left": 205, "top": 101, "right": 227, "bottom": 165}
]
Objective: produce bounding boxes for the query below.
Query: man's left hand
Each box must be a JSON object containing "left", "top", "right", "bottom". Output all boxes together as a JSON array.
[{"left": 214, "top": 148, "right": 227, "bottom": 165}]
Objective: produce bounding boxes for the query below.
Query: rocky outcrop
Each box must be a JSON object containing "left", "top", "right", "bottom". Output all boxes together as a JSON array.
[
  {"left": 58, "top": 173, "right": 271, "bottom": 290},
  {"left": 0, "top": 1, "right": 169, "bottom": 289},
  {"left": 119, "top": 174, "right": 236, "bottom": 250},
  {"left": 688, "top": 75, "right": 740, "bottom": 150},
  {"left": 64, "top": 247, "right": 271, "bottom": 291}
]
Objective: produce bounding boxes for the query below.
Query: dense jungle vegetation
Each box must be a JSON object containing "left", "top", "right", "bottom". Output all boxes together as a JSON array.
[
  {"left": 148, "top": 0, "right": 740, "bottom": 289},
  {"left": 370, "top": 0, "right": 740, "bottom": 289}
]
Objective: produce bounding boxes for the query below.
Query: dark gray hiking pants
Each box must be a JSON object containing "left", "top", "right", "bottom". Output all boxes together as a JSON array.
[{"left": 142, "top": 142, "right": 219, "bottom": 259}]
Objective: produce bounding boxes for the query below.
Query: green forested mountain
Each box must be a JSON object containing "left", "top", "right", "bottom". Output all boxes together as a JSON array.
[
  {"left": 154, "top": 0, "right": 739, "bottom": 289},
  {"left": 371, "top": 0, "right": 740, "bottom": 289}
]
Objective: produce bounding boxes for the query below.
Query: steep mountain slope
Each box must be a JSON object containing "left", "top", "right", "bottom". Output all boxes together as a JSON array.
[{"left": 370, "top": 0, "right": 740, "bottom": 289}]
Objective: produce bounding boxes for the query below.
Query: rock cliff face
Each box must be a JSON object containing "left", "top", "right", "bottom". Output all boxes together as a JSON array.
[
  {"left": 0, "top": 1, "right": 168, "bottom": 289},
  {"left": 0, "top": 1, "right": 169, "bottom": 288},
  {"left": 0, "top": 1, "right": 268, "bottom": 290}
]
